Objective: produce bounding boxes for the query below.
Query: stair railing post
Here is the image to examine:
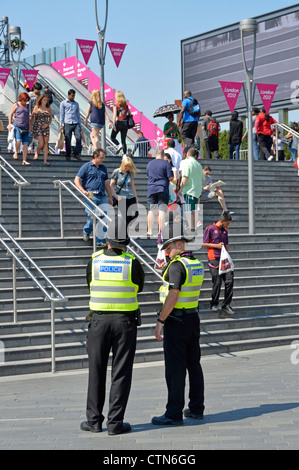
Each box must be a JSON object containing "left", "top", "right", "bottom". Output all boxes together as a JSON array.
[
  {"left": 93, "top": 213, "right": 97, "bottom": 252},
  {"left": 18, "top": 184, "right": 22, "bottom": 238},
  {"left": 0, "top": 166, "right": 2, "bottom": 215},
  {"left": 275, "top": 125, "right": 278, "bottom": 161},
  {"left": 12, "top": 248, "right": 17, "bottom": 323},
  {"left": 50, "top": 293, "right": 56, "bottom": 373},
  {"left": 58, "top": 184, "right": 64, "bottom": 238}
]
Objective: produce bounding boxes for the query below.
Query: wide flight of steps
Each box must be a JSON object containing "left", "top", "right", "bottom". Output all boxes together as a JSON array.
[
  {"left": 1, "top": 151, "right": 299, "bottom": 376},
  {"left": 0, "top": 111, "right": 9, "bottom": 154}
]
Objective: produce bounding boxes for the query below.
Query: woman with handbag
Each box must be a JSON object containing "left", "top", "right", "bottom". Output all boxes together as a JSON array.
[
  {"left": 8, "top": 92, "right": 31, "bottom": 165},
  {"left": 110, "top": 156, "right": 139, "bottom": 227},
  {"left": 111, "top": 91, "right": 131, "bottom": 155},
  {"left": 84, "top": 89, "right": 112, "bottom": 150}
]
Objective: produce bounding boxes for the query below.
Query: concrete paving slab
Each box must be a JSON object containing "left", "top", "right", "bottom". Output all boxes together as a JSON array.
[{"left": 0, "top": 345, "right": 298, "bottom": 452}]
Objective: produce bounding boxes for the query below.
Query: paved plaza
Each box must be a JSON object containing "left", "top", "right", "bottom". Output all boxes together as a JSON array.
[{"left": 0, "top": 345, "right": 298, "bottom": 451}]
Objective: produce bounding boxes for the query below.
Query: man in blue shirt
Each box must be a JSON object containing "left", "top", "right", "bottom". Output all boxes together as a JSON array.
[
  {"left": 177, "top": 90, "right": 200, "bottom": 148},
  {"left": 146, "top": 149, "right": 173, "bottom": 236},
  {"left": 60, "top": 89, "right": 82, "bottom": 161},
  {"left": 132, "top": 132, "right": 151, "bottom": 157},
  {"left": 74, "top": 148, "right": 113, "bottom": 246}
]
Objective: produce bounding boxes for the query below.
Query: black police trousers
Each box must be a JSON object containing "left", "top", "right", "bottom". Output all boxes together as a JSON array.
[
  {"left": 85, "top": 312, "right": 137, "bottom": 434},
  {"left": 163, "top": 312, "right": 205, "bottom": 421}
]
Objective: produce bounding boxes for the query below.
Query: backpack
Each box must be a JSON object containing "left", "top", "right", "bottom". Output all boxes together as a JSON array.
[
  {"left": 188, "top": 98, "right": 200, "bottom": 117},
  {"left": 207, "top": 120, "right": 219, "bottom": 138}
]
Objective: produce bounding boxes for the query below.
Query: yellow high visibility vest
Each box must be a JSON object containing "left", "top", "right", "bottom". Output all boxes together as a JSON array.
[
  {"left": 159, "top": 255, "right": 204, "bottom": 309},
  {"left": 89, "top": 250, "right": 139, "bottom": 312}
]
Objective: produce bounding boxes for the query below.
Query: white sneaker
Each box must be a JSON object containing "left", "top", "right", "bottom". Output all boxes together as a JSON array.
[
  {"left": 268, "top": 155, "right": 274, "bottom": 161},
  {"left": 116, "top": 144, "right": 123, "bottom": 155}
]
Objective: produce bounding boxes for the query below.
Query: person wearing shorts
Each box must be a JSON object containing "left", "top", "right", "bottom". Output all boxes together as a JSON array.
[
  {"left": 8, "top": 92, "right": 31, "bottom": 165},
  {"left": 85, "top": 89, "right": 111, "bottom": 150},
  {"left": 146, "top": 149, "right": 174, "bottom": 237},
  {"left": 178, "top": 148, "right": 205, "bottom": 231}
]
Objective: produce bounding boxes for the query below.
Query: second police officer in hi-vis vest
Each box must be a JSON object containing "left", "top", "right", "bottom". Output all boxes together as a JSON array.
[
  {"left": 152, "top": 221, "right": 205, "bottom": 426},
  {"left": 81, "top": 219, "right": 144, "bottom": 436}
]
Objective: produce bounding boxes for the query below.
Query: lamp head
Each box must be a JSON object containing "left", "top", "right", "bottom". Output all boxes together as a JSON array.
[
  {"left": 8, "top": 25, "right": 21, "bottom": 36},
  {"left": 239, "top": 18, "right": 258, "bottom": 33}
]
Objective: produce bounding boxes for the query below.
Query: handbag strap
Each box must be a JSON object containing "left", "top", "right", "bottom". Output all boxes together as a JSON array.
[{"left": 115, "top": 171, "right": 129, "bottom": 194}]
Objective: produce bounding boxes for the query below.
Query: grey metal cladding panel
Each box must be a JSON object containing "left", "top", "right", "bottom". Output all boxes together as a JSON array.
[
  {"left": 182, "top": 10, "right": 299, "bottom": 114},
  {"left": 184, "top": 48, "right": 299, "bottom": 86},
  {"left": 184, "top": 29, "right": 298, "bottom": 68}
]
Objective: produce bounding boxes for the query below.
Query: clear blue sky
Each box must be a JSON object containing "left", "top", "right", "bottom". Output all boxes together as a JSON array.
[{"left": 2, "top": 0, "right": 297, "bottom": 127}]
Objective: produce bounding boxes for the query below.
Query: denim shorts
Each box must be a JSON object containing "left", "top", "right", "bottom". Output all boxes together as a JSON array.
[
  {"left": 14, "top": 126, "right": 30, "bottom": 145},
  {"left": 91, "top": 122, "right": 104, "bottom": 129}
]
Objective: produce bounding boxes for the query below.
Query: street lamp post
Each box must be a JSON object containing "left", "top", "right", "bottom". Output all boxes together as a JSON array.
[
  {"left": 95, "top": 0, "right": 109, "bottom": 153},
  {"left": 239, "top": 18, "right": 258, "bottom": 235},
  {"left": 8, "top": 25, "right": 22, "bottom": 103}
]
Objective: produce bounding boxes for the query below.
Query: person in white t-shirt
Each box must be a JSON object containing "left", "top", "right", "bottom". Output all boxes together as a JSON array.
[{"left": 165, "top": 139, "right": 182, "bottom": 172}]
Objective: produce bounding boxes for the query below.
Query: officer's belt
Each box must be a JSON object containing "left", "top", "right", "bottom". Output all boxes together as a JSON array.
[
  {"left": 92, "top": 311, "right": 136, "bottom": 319},
  {"left": 171, "top": 308, "right": 198, "bottom": 317}
]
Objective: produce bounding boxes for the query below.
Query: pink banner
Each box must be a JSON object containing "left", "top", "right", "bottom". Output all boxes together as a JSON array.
[
  {"left": 141, "top": 115, "right": 156, "bottom": 148},
  {"left": 256, "top": 83, "right": 277, "bottom": 114},
  {"left": 107, "top": 42, "right": 127, "bottom": 68},
  {"left": 104, "top": 85, "right": 114, "bottom": 110},
  {"left": 76, "top": 39, "right": 96, "bottom": 65},
  {"left": 51, "top": 56, "right": 88, "bottom": 81},
  {"left": 51, "top": 54, "right": 163, "bottom": 146},
  {"left": 88, "top": 69, "right": 101, "bottom": 93},
  {"left": 51, "top": 56, "right": 77, "bottom": 78},
  {"left": 127, "top": 102, "right": 141, "bottom": 132},
  {"left": 0, "top": 68, "right": 11, "bottom": 88},
  {"left": 76, "top": 58, "right": 89, "bottom": 81},
  {"left": 22, "top": 69, "right": 39, "bottom": 90},
  {"left": 219, "top": 81, "right": 243, "bottom": 113}
]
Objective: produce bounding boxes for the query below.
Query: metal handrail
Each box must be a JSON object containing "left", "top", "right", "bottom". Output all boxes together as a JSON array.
[
  {"left": 273, "top": 123, "right": 299, "bottom": 164},
  {"left": 0, "top": 223, "right": 68, "bottom": 373},
  {"left": 4, "top": 60, "right": 120, "bottom": 154},
  {"left": 273, "top": 122, "right": 299, "bottom": 140},
  {"left": 53, "top": 179, "right": 163, "bottom": 280},
  {"left": 0, "top": 155, "right": 30, "bottom": 237}
]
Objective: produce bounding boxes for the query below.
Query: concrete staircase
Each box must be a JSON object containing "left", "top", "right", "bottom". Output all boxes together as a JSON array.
[
  {"left": 1, "top": 151, "right": 299, "bottom": 375},
  {"left": 0, "top": 111, "right": 9, "bottom": 153}
]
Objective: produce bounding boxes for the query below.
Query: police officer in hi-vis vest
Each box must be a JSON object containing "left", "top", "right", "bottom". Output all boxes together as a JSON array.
[
  {"left": 81, "top": 219, "right": 144, "bottom": 435},
  {"left": 152, "top": 222, "right": 205, "bottom": 426}
]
